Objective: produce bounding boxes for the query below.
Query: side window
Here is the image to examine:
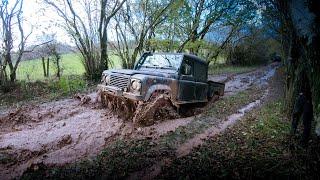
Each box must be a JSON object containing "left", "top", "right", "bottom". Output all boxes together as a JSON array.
[
  {"left": 194, "top": 64, "right": 207, "bottom": 82},
  {"left": 181, "top": 58, "right": 193, "bottom": 76}
]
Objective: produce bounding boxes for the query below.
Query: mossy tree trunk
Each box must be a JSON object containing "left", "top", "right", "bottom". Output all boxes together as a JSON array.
[{"left": 278, "top": 0, "right": 320, "bottom": 134}]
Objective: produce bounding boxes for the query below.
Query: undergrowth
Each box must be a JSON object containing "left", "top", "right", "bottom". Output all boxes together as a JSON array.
[{"left": 0, "top": 75, "right": 93, "bottom": 107}]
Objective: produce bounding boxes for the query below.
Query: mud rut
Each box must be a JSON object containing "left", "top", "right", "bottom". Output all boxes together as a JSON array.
[{"left": 0, "top": 64, "right": 278, "bottom": 179}]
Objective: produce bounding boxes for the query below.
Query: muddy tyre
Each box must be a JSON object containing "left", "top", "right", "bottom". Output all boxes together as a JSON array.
[
  {"left": 132, "top": 94, "right": 179, "bottom": 126},
  {"left": 101, "top": 92, "right": 137, "bottom": 120}
]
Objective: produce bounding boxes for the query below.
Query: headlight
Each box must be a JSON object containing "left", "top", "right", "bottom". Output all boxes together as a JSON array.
[
  {"left": 105, "top": 75, "right": 111, "bottom": 84},
  {"left": 101, "top": 74, "right": 106, "bottom": 82},
  {"left": 101, "top": 73, "right": 111, "bottom": 85},
  {"left": 131, "top": 79, "right": 141, "bottom": 91}
]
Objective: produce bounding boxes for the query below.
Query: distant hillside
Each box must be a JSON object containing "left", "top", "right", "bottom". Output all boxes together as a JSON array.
[{"left": 21, "top": 43, "right": 78, "bottom": 61}]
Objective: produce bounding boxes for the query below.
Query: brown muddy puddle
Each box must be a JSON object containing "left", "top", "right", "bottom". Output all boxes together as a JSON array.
[
  {"left": 0, "top": 94, "right": 122, "bottom": 178},
  {"left": 0, "top": 64, "right": 277, "bottom": 179}
]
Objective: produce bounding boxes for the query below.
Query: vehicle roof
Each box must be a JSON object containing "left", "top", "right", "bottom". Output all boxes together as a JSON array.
[{"left": 150, "top": 52, "right": 208, "bottom": 65}]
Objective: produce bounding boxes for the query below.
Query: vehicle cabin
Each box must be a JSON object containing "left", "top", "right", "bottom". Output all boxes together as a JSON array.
[{"left": 177, "top": 54, "right": 209, "bottom": 103}]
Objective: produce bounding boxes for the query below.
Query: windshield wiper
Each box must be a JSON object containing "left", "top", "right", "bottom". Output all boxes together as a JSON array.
[
  {"left": 160, "top": 55, "right": 173, "bottom": 67},
  {"left": 160, "top": 65, "right": 175, "bottom": 70},
  {"left": 141, "top": 65, "right": 160, "bottom": 69}
]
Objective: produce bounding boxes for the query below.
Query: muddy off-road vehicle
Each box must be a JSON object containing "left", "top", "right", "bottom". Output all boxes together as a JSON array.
[{"left": 98, "top": 52, "right": 224, "bottom": 125}]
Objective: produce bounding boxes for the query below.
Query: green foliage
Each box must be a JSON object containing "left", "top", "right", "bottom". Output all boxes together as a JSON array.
[
  {"left": 54, "top": 76, "right": 84, "bottom": 95},
  {"left": 50, "top": 75, "right": 87, "bottom": 95},
  {"left": 254, "top": 101, "right": 289, "bottom": 135},
  {"left": 184, "top": 40, "right": 209, "bottom": 51},
  {"left": 226, "top": 38, "right": 271, "bottom": 66},
  {"left": 226, "top": 29, "right": 281, "bottom": 66},
  {"left": 149, "top": 39, "right": 179, "bottom": 52}
]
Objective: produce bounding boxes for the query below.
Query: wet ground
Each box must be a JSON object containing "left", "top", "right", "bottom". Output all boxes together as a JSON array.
[{"left": 0, "top": 63, "right": 278, "bottom": 179}]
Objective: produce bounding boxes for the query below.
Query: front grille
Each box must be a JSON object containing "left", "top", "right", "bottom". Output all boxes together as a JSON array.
[{"left": 109, "top": 74, "right": 130, "bottom": 89}]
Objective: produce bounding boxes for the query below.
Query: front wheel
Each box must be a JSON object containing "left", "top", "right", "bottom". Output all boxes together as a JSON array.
[{"left": 132, "top": 94, "right": 179, "bottom": 126}]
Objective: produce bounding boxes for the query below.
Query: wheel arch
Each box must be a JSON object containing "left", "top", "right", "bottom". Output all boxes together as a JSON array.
[{"left": 144, "top": 84, "right": 172, "bottom": 101}]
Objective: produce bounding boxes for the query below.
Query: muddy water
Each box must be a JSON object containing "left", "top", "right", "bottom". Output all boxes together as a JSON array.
[
  {"left": 222, "top": 65, "right": 276, "bottom": 96},
  {"left": 0, "top": 93, "right": 122, "bottom": 179}
]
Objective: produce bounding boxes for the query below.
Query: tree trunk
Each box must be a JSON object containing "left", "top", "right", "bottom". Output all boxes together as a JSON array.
[
  {"left": 56, "top": 56, "right": 61, "bottom": 79},
  {"left": 279, "top": 0, "right": 320, "bottom": 135},
  {"left": 10, "top": 71, "right": 16, "bottom": 82},
  {"left": 101, "top": 43, "right": 109, "bottom": 70},
  {"left": 42, "top": 57, "right": 47, "bottom": 77},
  {"left": 47, "top": 58, "right": 50, "bottom": 77}
]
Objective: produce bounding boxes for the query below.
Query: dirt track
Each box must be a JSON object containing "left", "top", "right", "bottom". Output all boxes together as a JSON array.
[{"left": 0, "top": 64, "right": 278, "bottom": 179}]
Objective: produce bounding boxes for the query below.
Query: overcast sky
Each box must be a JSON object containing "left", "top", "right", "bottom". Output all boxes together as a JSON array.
[{"left": 23, "top": 0, "right": 71, "bottom": 45}]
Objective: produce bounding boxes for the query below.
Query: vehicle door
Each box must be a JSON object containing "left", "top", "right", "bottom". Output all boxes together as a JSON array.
[
  {"left": 178, "top": 57, "right": 195, "bottom": 102},
  {"left": 194, "top": 63, "right": 208, "bottom": 101}
]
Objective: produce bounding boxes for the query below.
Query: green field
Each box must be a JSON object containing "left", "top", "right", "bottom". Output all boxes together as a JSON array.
[{"left": 16, "top": 53, "right": 122, "bottom": 81}]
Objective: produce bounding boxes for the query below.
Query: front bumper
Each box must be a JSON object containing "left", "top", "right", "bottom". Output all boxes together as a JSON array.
[{"left": 97, "top": 84, "right": 144, "bottom": 101}]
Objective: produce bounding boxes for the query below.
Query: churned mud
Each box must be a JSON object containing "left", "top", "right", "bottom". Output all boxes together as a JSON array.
[
  {"left": 0, "top": 63, "right": 278, "bottom": 179},
  {"left": 216, "top": 64, "right": 276, "bottom": 96},
  {"left": 0, "top": 93, "right": 122, "bottom": 179}
]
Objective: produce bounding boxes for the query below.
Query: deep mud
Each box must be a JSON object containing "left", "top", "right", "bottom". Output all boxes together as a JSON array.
[
  {"left": 0, "top": 94, "right": 122, "bottom": 179},
  {"left": 0, "top": 63, "right": 278, "bottom": 179}
]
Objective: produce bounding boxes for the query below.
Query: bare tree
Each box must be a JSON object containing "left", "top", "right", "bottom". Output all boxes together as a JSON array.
[
  {"left": 0, "top": 0, "right": 32, "bottom": 85},
  {"left": 174, "top": 0, "right": 256, "bottom": 57},
  {"left": 44, "top": 0, "right": 126, "bottom": 80},
  {"left": 111, "top": 0, "right": 176, "bottom": 69}
]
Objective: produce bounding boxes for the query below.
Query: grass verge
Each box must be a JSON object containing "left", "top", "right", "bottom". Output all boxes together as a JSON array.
[
  {"left": 159, "top": 99, "right": 320, "bottom": 179},
  {"left": 208, "top": 64, "right": 260, "bottom": 75}
]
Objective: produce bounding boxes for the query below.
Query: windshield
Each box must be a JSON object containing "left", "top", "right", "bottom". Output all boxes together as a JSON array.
[{"left": 138, "top": 54, "right": 183, "bottom": 71}]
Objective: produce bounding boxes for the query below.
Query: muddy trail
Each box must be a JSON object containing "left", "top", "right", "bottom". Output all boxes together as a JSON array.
[{"left": 0, "top": 63, "right": 278, "bottom": 179}]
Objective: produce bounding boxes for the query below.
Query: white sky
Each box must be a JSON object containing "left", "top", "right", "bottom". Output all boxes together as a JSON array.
[{"left": 23, "top": 0, "right": 72, "bottom": 45}]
